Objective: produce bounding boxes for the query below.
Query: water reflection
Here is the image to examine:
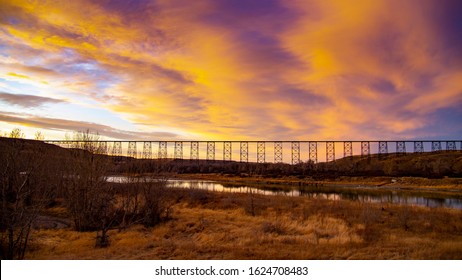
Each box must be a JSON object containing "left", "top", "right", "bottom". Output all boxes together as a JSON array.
[{"left": 106, "top": 176, "right": 462, "bottom": 210}]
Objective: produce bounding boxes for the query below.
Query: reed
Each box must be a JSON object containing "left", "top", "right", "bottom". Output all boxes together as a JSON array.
[{"left": 26, "top": 190, "right": 462, "bottom": 259}]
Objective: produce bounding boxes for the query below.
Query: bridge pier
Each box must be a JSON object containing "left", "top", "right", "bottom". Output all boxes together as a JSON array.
[
  {"left": 158, "top": 141, "right": 167, "bottom": 159},
  {"left": 414, "top": 141, "right": 424, "bottom": 153},
  {"left": 240, "top": 142, "right": 248, "bottom": 162},
  {"left": 112, "top": 141, "right": 122, "bottom": 157},
  {"left": 396, "top": 141, "right": 406, "bottom": 155},
  {"left": 432, "top": 141, "right": 442, "bottom": 152},
  {"left": 309, "top": 142, "right": 317, "bottom": 163},
  {"left": 344, "top": 141, "right": 352, "bottom": 158},
  {"left": 45, "top": 139, "right": 461, "bottom": 164},
  {"left": 190, "top": 142, "right": 199, "bottom": 161},
  {"left": 291, "top": 141, "right": 300, "bottom": 164},
  {"left": 274, "top": 142, "right": 283, "bottom": 163},
  {"left": 361, "top": 141, "right": 370, "bottom": 157},
  {"left": 378, "top": 141, "right": 388, "bottom": 159},
  {"left": 174, "top": 142, "right": 183, "bottom": 159},
  {"left": 326, "top": 141, "right": 335, "bottom": 162},
  {"left": 207, "top": 142, "right": 215, "bottom": 161},
  {"left": 446, "top": 141, "right": 456, "bottom": 151},
  {"left": 224, "top": 142, "right": 232, "bottom": 161},
  {"left": 142, "top": 142, "right": 152, "bottom": 159},
  {"left": 99, "top": 141, "right": 108, "bottom": 155},
  {"left": 128, "top": 141, "right": 137, "bottom": 158},
  {"left": 257, "top": 142, "right": 265, "bottom": 163}
]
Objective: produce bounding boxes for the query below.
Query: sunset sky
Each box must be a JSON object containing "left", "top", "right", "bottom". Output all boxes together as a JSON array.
[{"left": 0, "top": 0, "right": 461, "bottom": 141}]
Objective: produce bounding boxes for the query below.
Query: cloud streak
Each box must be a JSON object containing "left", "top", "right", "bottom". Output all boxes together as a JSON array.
[
  {"left": 0, "top": 91, "right": 65, "bottom": 108},
  {"left": 0, "top": 111, "right": 178, "bottom": 140},
  {"left": 0, "top": 0, "right": 461, "bottom": 140}
]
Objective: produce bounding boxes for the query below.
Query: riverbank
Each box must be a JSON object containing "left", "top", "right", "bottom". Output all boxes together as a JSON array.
[
  {"left": 173, "top": 173, "right": 462, "bottom": 192},
  {"left": 26, "top": 189, "right": 462, "bottom": 259}
]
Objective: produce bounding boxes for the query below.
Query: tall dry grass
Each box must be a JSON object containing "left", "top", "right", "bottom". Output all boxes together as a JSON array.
[{"left": 25, "top": 189, "right": 462, "bottom": 259}]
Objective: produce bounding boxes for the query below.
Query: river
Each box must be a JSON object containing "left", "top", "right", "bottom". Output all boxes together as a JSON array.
[{"left": 107, "top": 176, "right": 462, "bottom": 210}]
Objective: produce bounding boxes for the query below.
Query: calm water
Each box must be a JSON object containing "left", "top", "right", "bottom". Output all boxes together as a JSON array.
[{"left": 107, "top": 176, "right": 462, "bottom": 210}]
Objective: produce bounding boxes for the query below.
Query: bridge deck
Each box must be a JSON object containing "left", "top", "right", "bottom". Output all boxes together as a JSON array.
[{"left": 45, "top": 140, "right": 462, "bottom": 164}]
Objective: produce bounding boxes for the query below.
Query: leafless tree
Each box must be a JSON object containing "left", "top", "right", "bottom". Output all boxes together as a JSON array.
[
  {"left": 139, "top": 173, "right": 173, "bottom": 227},
  {"left": 116, "top": 163, "right": 173, "bottom": 229},
  {"left": 34, "top": 131, "right": 45, "bottom": 141},
  {"left": 0, "top": 138, "right": 54, "bottom": 259},
  {"left": 115, "top": 174, "right": 143, "bottom": 231},
  {"left": 8, "top": 128, "right": 25, "bottom": 139},
  {"left": 63, "top": 130, "right": 117, "bottom": 247}
]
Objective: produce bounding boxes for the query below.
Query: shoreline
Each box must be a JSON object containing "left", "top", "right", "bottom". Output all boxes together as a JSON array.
[{"left": 171, "top": 173, "right": 462, "bottom": 194}]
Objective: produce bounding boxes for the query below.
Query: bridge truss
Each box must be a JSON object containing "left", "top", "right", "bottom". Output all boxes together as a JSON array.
[{"left": 45, "top": 140, "right": 462, "bottom": 164}]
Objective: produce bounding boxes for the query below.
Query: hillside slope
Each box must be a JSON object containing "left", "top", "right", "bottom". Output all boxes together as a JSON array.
[
  {"left": 321, "top": 152, "right": 462, "bottom": 177},
  {"left": 1, "top": 137, "right": 461, "bottom": 178}
]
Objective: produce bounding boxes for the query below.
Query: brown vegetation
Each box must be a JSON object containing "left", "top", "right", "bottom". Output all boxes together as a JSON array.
[
  {"left": 1, "top": 133, "right": 461, "bottom": 259},
  {"left": 25, "top": 189, "right": 462, "bottom": 259},
  {"left": 1, "top": 132, "right": 173, "bottom": 257},
  {"left": 0, "top": 137, "right": 60, "bottom": 259}
]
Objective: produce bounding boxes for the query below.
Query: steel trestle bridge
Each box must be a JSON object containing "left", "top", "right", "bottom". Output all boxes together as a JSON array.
[{"left": 45, "top": 140, "right": 462, "bottom": 164}]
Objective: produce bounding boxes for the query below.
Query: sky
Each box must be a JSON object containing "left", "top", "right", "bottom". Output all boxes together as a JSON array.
[{"left": 0, "top": 0, "right": 461, "bottom": 141}]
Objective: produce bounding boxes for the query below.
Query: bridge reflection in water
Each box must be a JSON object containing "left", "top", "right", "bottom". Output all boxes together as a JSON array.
[{"left": 45, "top": 140, "right": 462, "bottom": 164}]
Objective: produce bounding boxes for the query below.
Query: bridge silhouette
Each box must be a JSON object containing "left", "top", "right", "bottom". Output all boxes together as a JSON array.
[{"left": 45, "top": 140, "right": 462, "bottom": 164}]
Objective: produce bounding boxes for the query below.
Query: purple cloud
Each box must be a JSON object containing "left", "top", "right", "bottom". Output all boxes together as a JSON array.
[
  {"left": 0, "top": 111, "right": 178, "bottom": 140},
  {"left": 0, "top": 92, "right": 66, "bottom": 108}
]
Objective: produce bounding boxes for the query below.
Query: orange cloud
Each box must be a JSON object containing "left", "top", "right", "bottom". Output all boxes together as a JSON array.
[{"left": 0, "top": 0, "right": 461, "bottom": 140}]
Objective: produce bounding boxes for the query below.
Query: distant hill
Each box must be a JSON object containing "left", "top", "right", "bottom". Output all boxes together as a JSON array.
[
  {"left": 319, "top": 152, "right": 462, "bottom": 178},
  {"left": 1, "top": 137, "right": 461, "bottom": 178}
]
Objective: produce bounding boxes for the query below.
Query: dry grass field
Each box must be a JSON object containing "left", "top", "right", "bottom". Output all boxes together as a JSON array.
[{"left": 25, "top": 189, "right": 462, "bottom": 259}]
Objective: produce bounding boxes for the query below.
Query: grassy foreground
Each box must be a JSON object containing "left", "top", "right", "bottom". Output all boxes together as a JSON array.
[{"left": 26, "top": 189, "right": 462, "bottom": 260}]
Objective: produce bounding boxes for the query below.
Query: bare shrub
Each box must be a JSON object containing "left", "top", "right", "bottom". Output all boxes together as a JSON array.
[
  {"left": 63, "top": 131, "right": 118, "bottom": 247},
  {"left": 65, "top": 150, "right": 110, "bottom": 231},
  {"left": 0, "top": 138, "right": 55, "bottom": 259},
  {"left": 187, "top": 187, "right": 211, "bottom": 206},
  {"left": 62, "top": 131, "right": 174, "bottom": 247},
  {"left": 245, "top": 189, "right": 258, "bottom": 216},
  {"left": 139, "top": 175, "right": 173, "bottom": 227},
  {"left": 116, "top": 181, "right": 143, "bottom": 231},
  {"left": 115, "top": 168, "right": 174, "bottom": 230}
]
